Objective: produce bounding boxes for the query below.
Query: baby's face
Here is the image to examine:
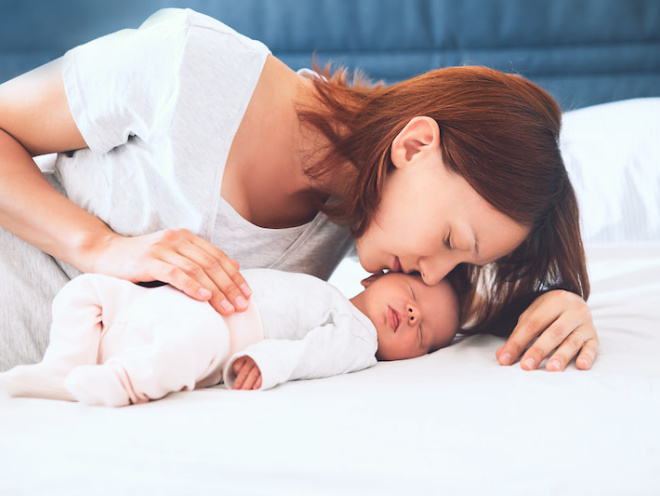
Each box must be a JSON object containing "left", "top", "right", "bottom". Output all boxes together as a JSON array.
[{"left": 351, "top": 273, "right": 459, "bottom": 361}]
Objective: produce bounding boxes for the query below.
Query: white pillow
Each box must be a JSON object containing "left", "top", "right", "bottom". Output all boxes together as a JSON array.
[{"left": 560, "top": 98, "right": 660, "bottom": 244}]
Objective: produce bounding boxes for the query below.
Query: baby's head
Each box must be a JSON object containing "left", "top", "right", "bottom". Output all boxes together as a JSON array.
[{"left": 350, "top": 272, "right": 460, "bottom": 361}]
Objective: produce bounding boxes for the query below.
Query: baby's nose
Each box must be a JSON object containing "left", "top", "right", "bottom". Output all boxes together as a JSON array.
[{"left": 406, "top": 304, "right": 420, "bottom": 325}]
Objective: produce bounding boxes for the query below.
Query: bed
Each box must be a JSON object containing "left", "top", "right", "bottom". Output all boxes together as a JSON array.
[{"left": 1, "top": 1, "right": 659, "bottom": 495}]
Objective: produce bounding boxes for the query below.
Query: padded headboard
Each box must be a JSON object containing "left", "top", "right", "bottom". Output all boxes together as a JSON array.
[{"left": 2, "top": 0, "right": 659, "bottom": 110}]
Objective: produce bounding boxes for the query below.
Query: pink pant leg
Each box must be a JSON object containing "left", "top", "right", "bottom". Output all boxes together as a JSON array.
[
  {"left": 0, "top": 274, "right": 124, "bottom": 400},
  {"left": 64, "top": 285, "right": 232, "bottom": 406}
]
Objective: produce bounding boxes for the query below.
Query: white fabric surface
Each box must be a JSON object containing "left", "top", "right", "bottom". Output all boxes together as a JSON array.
[
  {"left": 561, "top": 98, "right": 660, "bottom": 243},
  {"left": 0, "top": 242, "right": 658, "bottom": 496},
  {"left": 1, "top": 99, "right": 659, "bottom": 495}
]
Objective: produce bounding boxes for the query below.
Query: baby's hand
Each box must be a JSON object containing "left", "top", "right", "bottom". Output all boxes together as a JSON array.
[{"left": 231, "top": 356, "right": 262, "bottom": 390}]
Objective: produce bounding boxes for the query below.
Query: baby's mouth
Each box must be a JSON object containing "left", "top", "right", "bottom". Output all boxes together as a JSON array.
[{"left": 387, "top": 306, "right": 401, "bottom": 333}]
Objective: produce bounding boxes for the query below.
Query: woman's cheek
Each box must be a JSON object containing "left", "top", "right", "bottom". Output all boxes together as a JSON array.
[
  {"left": 355, "top": 234, "right": 373, "bottom": 267},
  {"left": 356, "top": 247, "right": 380, "bottom": 273}
]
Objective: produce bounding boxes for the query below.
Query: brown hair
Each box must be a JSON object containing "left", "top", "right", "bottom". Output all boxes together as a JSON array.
[{"left": 297, "top": 63, "right": 589, "bottom": 336}]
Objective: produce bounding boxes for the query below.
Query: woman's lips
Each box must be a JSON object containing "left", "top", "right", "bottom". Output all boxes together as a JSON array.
[
  {"left": 387, "top": 306, "right": 401, "bottom": 333},
  {"left": 392, "top": 256, "right": 401, "bottom": 272}
]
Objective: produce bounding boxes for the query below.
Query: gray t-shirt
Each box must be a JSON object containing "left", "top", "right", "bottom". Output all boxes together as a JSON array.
[{"left": 56, "top": 7, "right": 353, "bottom": 281}]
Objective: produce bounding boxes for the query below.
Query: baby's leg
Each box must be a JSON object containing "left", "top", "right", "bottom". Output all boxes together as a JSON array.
[
  {"left": 64, "top": 306, "right": 231, "bottom": 407},
  {"left": 0, "top": 275, "right": 123, "bottom": 400},
  {"left": 63, "top": 365, "right": 132, "bottom": 407}
]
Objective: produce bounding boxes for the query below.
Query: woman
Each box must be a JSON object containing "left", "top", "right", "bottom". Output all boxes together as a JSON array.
[{"left": 0, "top": 8, "right": 597, "bottom": 372}]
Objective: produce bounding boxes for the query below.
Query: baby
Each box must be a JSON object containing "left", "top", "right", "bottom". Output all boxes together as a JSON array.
[{"left": 0, "top": 268, "right": 459, "bottom": 406}]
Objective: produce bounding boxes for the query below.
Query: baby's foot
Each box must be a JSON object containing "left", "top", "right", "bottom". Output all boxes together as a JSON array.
[
  {"left": 0, "top": 363, "right": 76, "bottom": 401},
  {"left": 64, "top": 365, "right": 131, "bottom": 407}
]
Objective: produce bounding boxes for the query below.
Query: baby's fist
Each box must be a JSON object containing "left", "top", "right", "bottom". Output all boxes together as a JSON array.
[{"left": 231, "top": 356, "right": 262, "bottom": 390}]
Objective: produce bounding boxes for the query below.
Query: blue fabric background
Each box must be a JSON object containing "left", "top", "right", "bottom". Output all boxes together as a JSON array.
[{"left": 2, "top": 0, "right": 659, "bottom": 109}]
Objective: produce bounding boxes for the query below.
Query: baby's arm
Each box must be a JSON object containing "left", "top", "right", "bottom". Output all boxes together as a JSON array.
[{"left": 225, "top": 314, "right": 377, "bottom": 391}]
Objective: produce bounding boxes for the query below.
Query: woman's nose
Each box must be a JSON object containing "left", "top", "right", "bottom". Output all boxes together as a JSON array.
[
  {"left": 418, "top": 257, "right": 455, "bottom": 285},
  {"left": 406, "top": 303, "right": 420, "bottom": 325}
]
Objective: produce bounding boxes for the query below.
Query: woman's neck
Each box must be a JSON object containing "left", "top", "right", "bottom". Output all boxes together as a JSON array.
[{"left": 221, "top": 56, "right": 347, "bottom": 229}]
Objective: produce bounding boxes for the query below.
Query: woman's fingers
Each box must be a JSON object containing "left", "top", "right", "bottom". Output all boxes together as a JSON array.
[
  {"left": 101, "top": 229, "right": 252, "bottom": 316},
  {"left": 575, "top": 334, "right": 599, "bottom": 370},
  {"left": 518, "top": 310, "right": 580, "bottom": 370},
  {"left": 495, "top": 295, "right": 554, "bottom": 366},
  {"left": 545, "top": 329, "right": 599, "bottom": 371},
  {"left": 166, "top": 235, "right": 251, "bottom": 314},
  {"left": 496, "top": 290, "right": 598, "bottom": 371}
]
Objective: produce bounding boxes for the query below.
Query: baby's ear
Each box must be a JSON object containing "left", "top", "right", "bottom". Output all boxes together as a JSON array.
[{"left": 360, "top": 271, "right": 385, "bottom": 288}]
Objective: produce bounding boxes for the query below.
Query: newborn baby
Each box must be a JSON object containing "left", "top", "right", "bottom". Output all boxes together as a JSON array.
[{"left": 0, "top": 268, "right": 459, "bottom": 406}]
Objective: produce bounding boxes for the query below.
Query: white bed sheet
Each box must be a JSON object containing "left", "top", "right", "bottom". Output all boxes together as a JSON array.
[
  {"left": 1, "top": 242, "right": 659, "bottom": 496},
  {"left": 2, "top": 98, "right": 660, "bottom": 495}
]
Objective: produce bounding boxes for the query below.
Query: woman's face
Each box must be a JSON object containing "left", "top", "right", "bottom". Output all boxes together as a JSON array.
[{"left": 355, "top": 117, "right": 529, "bottom": 285}]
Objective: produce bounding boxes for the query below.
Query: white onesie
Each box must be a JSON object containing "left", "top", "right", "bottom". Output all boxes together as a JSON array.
[{"left": 0, "top": 270, "right": 377, "bottom": 406}]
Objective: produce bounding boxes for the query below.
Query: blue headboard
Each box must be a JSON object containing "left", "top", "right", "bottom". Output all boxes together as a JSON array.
[{"left": 2, "top": 0, "right": 659, "bottom": 110}]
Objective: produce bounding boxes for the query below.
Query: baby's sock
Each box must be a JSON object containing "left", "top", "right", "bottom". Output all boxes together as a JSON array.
[{"left": 0, "top": 363, "right": 76, "bottom": 401}]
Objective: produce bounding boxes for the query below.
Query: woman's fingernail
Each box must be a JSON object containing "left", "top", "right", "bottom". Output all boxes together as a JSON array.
[
  {"left": 240, "top": 283, "right": 252, "bottom": 297},
  {"left": 235, "top": 296, "right": 248, "bottom": 310},
  {"left": 220, "top": 299, "right": 234, "bottom": 313},
  {"left": 577, "top": 357, "right": 589, "bottom": 369},
  {"left": 523, "top": 358, "right": 537, "bottom": 370},
  {"left": 548, "top": 359, "right": 561, "bottom": 371},
  {"left": 500, "top": 353, "right": 513, "bottom": 366},
  {"left": 198, "top": 288, "right": 212, "bottom": 299}
]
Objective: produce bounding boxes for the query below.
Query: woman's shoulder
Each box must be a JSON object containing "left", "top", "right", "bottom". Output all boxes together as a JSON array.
[
  {"left": 139, "top": 8, "right": 269, "bottom": 54},
  {"left": 66, "top": 8, "right": 269, "bottom": 71}
]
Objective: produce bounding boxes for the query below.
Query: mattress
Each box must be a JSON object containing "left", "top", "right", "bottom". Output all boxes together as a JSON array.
[{"left": 1, "top": 98, "right": 659, "bottom": 495}]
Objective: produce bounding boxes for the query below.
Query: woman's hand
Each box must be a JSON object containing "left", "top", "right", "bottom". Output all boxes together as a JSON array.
[
  {"left": 495, "top": 290, "right": 599, "bottom": 371},
  {"left": 231, "top": 356, "right": 262, "bottom": 390},
  {"left": 92, "top": 228, "right": 252, "bottom": 316}
]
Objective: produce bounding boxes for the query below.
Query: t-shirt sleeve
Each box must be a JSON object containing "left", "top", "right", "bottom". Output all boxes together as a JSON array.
[{"left": 62, "top": 9, "right": 189, "bottom": 154}]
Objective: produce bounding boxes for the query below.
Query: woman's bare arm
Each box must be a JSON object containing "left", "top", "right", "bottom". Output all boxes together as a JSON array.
[
  {"left": 0, "top": 60, "right": 250, "bottom": 315},
  {"left": 0, "top": 60, "right": 108, "bottom": 270}
]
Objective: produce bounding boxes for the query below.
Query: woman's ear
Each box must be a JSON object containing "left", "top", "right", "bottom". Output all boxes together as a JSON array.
[{"left": 391, "top": 116, "right": 441, "bottom": 169}]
